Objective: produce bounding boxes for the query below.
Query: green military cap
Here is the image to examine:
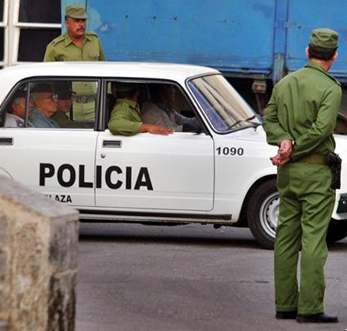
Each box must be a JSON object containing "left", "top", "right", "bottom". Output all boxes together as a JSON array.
[
  {"left": 309, "top": 28, "right": 338, "bottom": 49},
  {"left": 65, "top": 5, "right": 88, "bottom": 19}
]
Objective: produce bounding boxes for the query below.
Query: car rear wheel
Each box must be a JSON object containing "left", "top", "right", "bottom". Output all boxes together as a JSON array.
[{"left": 247, "top": 179, "right": 278, "bottom": 249}]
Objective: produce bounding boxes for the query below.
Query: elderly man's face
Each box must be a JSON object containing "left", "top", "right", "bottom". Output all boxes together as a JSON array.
[
  {"left": 33, "top": 92, "right": 58, "bottom": 118},
  {"left": 11, "top": 97, "right": 33, "bottom": 119},
  {"left": 65, "top": 17, "right": 86, "bottom": 39}
]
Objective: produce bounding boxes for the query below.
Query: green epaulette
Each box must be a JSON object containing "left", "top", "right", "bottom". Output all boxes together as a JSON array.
[
  {"left": 49, "top": 34, "right": 66, "bottom": 46},
  {"left": 86, "top": 31, "right": 98, "bottom": 37}
]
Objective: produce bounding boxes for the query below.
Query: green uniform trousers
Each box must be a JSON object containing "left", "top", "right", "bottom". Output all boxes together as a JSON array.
[{"left": 275, "top": 161, "right": 335, "bottom": 315}]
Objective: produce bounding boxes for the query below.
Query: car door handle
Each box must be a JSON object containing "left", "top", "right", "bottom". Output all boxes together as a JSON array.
[
  {"left": 0, "top": 137, "right": 13, "bottom": 145},
  {"left": 103, "top": 140, "right": 122, "bottom": 148}
]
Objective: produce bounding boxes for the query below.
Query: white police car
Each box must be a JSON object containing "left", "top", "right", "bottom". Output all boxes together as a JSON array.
[{"left": 0, "top": 62, "right": 347, "bottom": 249}]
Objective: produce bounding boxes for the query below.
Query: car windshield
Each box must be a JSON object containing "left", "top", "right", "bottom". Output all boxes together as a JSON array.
[{"left": 188, "top": 74, "right": 261, "bottom": 133}]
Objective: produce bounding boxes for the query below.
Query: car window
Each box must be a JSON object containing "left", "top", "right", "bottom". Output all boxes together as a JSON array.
[
  {"left": 1, "top": 79, "right": 98, "bottom": 129},
  {"left": 106, "top": 80, "right": 201, "bottom": 133},
  {"left": 188, "top": 74, "right": 260, "bottom": 133},
  {"left": 1, "top": 85, "right": 30, "bottom": 128}
]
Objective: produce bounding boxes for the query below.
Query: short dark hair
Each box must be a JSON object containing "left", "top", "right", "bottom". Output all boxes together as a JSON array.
[
  {"left": 116, "top": 83, "right": 139, "bottom": 99},
  {"left": 31, "top": 83, "right": 53, "bottom": 94},
  {"left": 308, "top": 45, "right": 337, "bottom": 61}
]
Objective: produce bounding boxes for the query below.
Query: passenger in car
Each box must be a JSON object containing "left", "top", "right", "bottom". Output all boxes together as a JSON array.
[
  {"left": 30, "top": 84, "right": 60, "bottom": 128},
  {"left": 5, "top": 90, "right": 33, "bottom": 128},
  {"left": 50, "top": 87, "right": 79, "bottom": 128},
  {"left": 51, "top": 88, "right": 76, "bottom": 128},
  {"left": 51, "top": 87, "right": 92, "bottom": 129},
  {"left": 108, "top": 83, "right": 173, "bottom": 136},
  {"left": 142, "top": 85, "right": 200, "bottom": 132}
]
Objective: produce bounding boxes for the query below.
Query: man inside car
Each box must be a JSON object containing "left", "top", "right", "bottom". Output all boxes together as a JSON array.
[
  {"left": 141, "top": 84, "right": 201, "bottom": 132},
  {"left": 5, "top": 90, "right": 33, "bottom": 128},
  {"left": 108, "top": 83, "right": 173, "bottom": 136},
  {"left": 31, "top": 84, "right": 60, "bottom": 128}
]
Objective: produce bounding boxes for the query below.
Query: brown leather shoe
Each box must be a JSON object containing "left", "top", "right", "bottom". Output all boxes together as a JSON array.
[
  {"left": 296, "top": 313, "right": 338, "bottom": 323},
  {"left": 276, "top": 311, "right": 297, "bottom": 319}
]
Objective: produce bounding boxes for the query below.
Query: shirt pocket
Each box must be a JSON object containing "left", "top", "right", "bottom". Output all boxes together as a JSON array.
[{"left": 85, "top": 46, "right": 100, "bottom": 60}]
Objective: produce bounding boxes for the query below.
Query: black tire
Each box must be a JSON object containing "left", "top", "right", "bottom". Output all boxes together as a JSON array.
[
  {"left": 327, "top": 220, "right": 347, "bottom": 243},
  {"left": 246, "top": 179, "right": 347, "bottom": 249},
  {"left": 246, "top": 178, "right": 278, "bottom": 249}
]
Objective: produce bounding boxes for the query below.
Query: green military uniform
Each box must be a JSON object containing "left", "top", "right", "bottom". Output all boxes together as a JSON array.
[
  {"left": 43, "top": 32, "right": 105, "bottom": 62},
  {"left": 43, "top": 32, "right": 102, "bottom": 121},
  {"left": 43, "top": 5, "right": 104, "bottom": 122},
  {"left": 43, "top": 4, "right": 105, "bottom": 62},
  {"left": 263, "top": 29, "right": 342, "bottom": 316},
  {"left": 51, "top": 111, "right": 81, "bottom": 128},
  {"left": 108, "top": 99, "right": 142, "bottom": 136},
  {"left": 51, "top": 111, "right": 92, "bottom": 128}
]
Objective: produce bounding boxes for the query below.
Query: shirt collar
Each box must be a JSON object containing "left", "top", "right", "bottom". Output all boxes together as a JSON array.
[
  {"left": 305, "top": 60, "right": 340, "bottom": 84},
  {"left": 64, "top": 33, "right": 74, "bottom": 47},
  {"left": 118, "top": 98, "right": 139, "bottom": 110},
  {"left": 64, "top": 33, "right": 89, "bottom": 47}
]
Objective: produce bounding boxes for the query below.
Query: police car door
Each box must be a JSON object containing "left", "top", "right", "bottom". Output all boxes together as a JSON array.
[
  {"left": 95, "top": 81, "right": 214, "bottom": 211},
  {"left": 0, "top": 79, "right": 99, "bottom": 207}
]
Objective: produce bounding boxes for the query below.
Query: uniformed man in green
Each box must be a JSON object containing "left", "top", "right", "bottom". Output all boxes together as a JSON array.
[
  {"left": 44, "top": 5, "right": 104, "bottom": 122},
  {"left": 108, "top": 83, "right": 173, "bottom": 136},
  {"left": 263, "top": 28, "right": 342, "bottom": 323},
  {"left": 43, "top": 5, "right": 105, "bottom": 62}
]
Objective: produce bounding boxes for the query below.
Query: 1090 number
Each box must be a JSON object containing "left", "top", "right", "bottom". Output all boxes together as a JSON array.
[{"left": 216, "top": 146, "right": 244, "bottom": 156}]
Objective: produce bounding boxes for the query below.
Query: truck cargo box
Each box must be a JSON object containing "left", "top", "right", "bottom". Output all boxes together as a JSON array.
[{"left": 62, "top": 0, "right": 347, "bottom": 82}]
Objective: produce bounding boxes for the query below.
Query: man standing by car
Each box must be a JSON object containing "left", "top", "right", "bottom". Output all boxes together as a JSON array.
[
  {"left": 263, "top": 28, "right": 341, "bottom": 323},
  {"left": 44, "top": 5, "right": 104, "bottom": 122},
  {"left": 43, "top": 5, "right": 104, "bottom": 62}
]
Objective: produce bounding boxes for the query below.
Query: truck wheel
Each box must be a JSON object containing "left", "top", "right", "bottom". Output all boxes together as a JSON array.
[
  {"left": 247, "top": 179, "right": 278, "bottom": 249},
  {"left": 327, "top": 220, "right": 347, "bottom": 243}
]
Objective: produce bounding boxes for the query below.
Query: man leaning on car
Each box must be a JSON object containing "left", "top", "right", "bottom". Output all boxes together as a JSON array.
[{"left": 108, "top": 83, "right": 173, "bottom": 136}]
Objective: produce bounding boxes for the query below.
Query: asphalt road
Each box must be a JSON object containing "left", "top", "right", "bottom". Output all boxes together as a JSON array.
[{"left": 76, "top": 223, "right": 347, "bottom": 331}]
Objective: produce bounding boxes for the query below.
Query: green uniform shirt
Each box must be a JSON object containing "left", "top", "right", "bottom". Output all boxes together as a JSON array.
[
  {"left": 51, "top": 111, "right": 80, "bottom": 128},
  {"left": 43, "top": 32, "right": 105, "bottom": 62},
  {"left": 108, "top": 99, "right": 142, "bottom": 136},
  {"left": 263, "top": 61, "right": 342, "bottom": 161}
]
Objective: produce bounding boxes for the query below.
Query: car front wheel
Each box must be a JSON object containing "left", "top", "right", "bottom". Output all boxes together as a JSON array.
[
  {"left": 246, "top": 178, "right": 347, "bottom": 249},
  {"left": 247, "top": 178, "right": 278, "bottom": 249}
]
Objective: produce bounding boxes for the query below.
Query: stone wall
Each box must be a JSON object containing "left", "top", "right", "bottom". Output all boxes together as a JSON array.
[{"left": 0, "top": 177, "right": 79, "bottom": 331}]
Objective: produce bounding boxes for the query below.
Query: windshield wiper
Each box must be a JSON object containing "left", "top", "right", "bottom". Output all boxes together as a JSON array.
[{"left": 229, "top": 115, "right": 261, "bottom": 130}]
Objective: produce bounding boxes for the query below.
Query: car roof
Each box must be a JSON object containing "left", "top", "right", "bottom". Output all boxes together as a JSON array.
[{"left": 1, "top": 61, "right": 219, "bottom": 81}]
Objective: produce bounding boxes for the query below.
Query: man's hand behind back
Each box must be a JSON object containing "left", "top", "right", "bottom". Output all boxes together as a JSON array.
[{"left": 271, "top": 139, "right": 293, "bottom": 166}]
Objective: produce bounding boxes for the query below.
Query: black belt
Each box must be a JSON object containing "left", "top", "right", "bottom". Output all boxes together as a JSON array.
[
  {"left": 74, "top": 95, "right": 95, "bottom": 103},
  {"left": 296, "top": 153, "right": 326, "bottom": 165}
]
